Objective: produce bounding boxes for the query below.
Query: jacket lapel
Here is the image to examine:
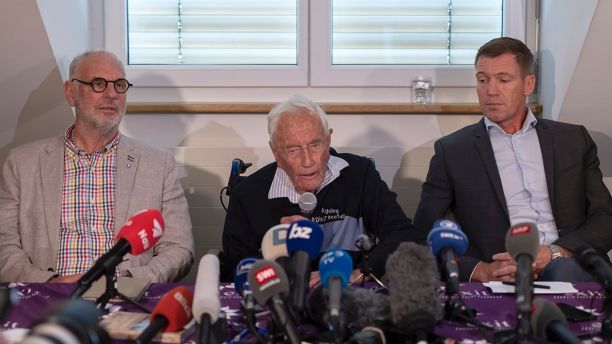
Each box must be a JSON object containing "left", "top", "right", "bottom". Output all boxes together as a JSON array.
[
  {"left": 473, "top": 119, "right": 510, "bottom": 219},
  {"left": 115, "top": 135, "right": 138, "bottom": 233},
  {"left": 536, "top": 120, "right": 557, "bottom": 220},
  {"left": 40, "top": 137, "right": 65, "bottom": 257}
]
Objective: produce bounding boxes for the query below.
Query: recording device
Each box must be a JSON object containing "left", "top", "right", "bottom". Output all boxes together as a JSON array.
[
  {"left": 286, "top": 219, "right": 324, "bottom": 314},
  {"left": 505, "top": 222, "right": 539, "bottom": 340},
  {"left": 72, "top": 209, "right": 165, "bottom": 298},
  {"left": 385, "top": 242, "right": 443, "bottom": 343},
  {"left": 0, "top": 287, "right": 16, "bottom": 321},
  {"left": 21, "top": 299, "right": 110, "bottom": 344},
  {"left": 354, "top": 233, "right": 377, "bottom": 253},
  {"left": 427, "top": 219, "right": 468, "bottom": 296},
  {"left": 225, "top": 158, "right": 252, "bottom": 196},
  {"left": 193, "top": 251, "right": 221, "bottom": 344},
  {"left": 575, "top": 246, "right": 612, "bottom": 295},
  {"left": 247, "top": 259, "right": 301, "bottom": 344},
  {"left": 298, "top": 192, "right": 317, "bottom": 219},
  {"left": 531, "top": 298, "right": 582, "bottom": 344},
  {"left": 261, "top": 224, "right": 294, "bottom": 278},
  {"left": 136, "top": 286, "right": 193, "bottom": 344},
  {"left": 556, "top": 302, "right": 596, "bottom": 322},
  {"left": 319, "top": 248, "right": 353, "bottom": 340}
]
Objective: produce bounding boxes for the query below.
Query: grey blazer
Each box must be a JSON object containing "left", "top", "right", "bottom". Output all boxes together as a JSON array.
[
  {"left": 414, "top": 118, "right": 612, "bottom": 281},
  {"left": 0, "top": 134, "right": 194, "bottom": 283}
]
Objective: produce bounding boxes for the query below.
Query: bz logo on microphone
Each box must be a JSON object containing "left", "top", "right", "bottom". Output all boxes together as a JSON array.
[{"left": 288, "top": 224, "right": 312, "bottom": 240}]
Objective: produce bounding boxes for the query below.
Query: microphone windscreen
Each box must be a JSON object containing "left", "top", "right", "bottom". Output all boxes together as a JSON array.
[
  {"left": 247, "top": 260, "right": 290, "bottom": 305},
  {"left": 193, "top": 253, "right": 220, "bottom": 323},
  {"left": 234, "top": 257, "right": 258, "bottom": 296},
  {"left": 505, "top": 222, "right": 539, "bottom": 260},
  {"left": 319, "top": 249, "right": 353, "bottom": 288},
  {"left": 385, "top": 242, "right": 443, "bottom": 328},
  {"left": 298, "top": 192, "right": 317, "bottom": 213},
  {"left": 151, "top": 286, "right": 194, "bottom": 332},
  {"left": 261, "top": 224, "right": 290, "bottom": 261},
  {"left": 116, "top": 208, "right": 165, "bottom": 255},
  {"left": 531, "top": 298, "right": 567, "bottom": 338},
  {"left": 574, "top": 246, "right": 607, "bottom": 271},
  {"left": 286, "top": 219, "right": 324, "bottom": 259},
  {"left": 307, "top": 286, "right": 391, "bottom": 333},
  {"left": 427, "top": 219, "right": 468, "bottom": 257}
]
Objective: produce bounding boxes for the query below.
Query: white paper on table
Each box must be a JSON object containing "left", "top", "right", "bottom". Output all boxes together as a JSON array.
[{"left": 484, "top": 281, "right": 578, "bottom": 294}]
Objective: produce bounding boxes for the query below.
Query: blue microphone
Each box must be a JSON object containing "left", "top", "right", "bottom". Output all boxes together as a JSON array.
[
  {"left": 427, "top": 219, "right": 468, "bottom": 295},
  {"left": 234, "top": 257, "right": 258, "bottom": 298},
  {"left": 286, "top": 219, "right": 324, "bottom": 314},
  {"left": 319, "top": 249, "right": 353, "bottom": 340}
]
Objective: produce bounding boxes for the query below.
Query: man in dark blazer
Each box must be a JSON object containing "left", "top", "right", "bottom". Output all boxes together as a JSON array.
[{"left": 414, "top": 37, "right": 612, "bottom": 282}]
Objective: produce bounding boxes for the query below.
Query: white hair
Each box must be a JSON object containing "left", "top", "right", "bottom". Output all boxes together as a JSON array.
[
  {"left": 267, "top": 94, "right": 329, "bottom": 144},
  {"left": 68, "top": 50, "right": 124, "bottom": 79}
]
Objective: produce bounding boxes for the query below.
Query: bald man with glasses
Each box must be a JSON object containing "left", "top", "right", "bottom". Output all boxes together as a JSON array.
[{"left": 0, "top": 51, "right": 194, "bottom": 283}]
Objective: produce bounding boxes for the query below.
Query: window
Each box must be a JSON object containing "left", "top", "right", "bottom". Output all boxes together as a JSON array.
[{"left": 105, "top": 0, "right": 529, "bottom": 87}]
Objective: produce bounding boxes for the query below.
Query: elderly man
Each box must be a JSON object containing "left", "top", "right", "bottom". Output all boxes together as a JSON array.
[
  {"left": 414, "top": 37, "right": 612, "bottom": 282},
  {"left": 221, "top": 94, "right": 423, "bottom": 282},
  {"left": 0, "top": 51, "right": 194, "bottom": 283}
]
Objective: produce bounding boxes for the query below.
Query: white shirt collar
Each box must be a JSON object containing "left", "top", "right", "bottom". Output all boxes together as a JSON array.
[
  {"left": 484, "top": 107, "right": 538, "bottom": 134},
  {"left": 268, "top": 155, "right": 349, "bottom": 203}
]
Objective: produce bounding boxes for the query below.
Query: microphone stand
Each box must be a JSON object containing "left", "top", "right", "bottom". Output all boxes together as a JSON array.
[
  {"left": 352, "top": 235, "right": 385, "bottom": 288},
  {"left": 442, "top": 281, "right": 496, "bottom": 336},
  {"left": 95, "top": 269, "right": 151, "bottom": 313}
]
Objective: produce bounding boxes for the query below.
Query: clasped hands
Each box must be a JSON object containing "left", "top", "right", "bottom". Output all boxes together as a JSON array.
[{"left": 473, "top": 245, "right": 556, "bottom": 283}]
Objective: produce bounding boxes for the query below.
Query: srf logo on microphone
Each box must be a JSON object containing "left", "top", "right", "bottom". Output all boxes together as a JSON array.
[
  {"left": 288, "top": 224, "right": 312, "bottom": 240},
  {"left": 255, "top": 266, "right": 280, "bottom": 290},
  {"left": 510, "top": 224, "right": 531, "bottom": 236}
]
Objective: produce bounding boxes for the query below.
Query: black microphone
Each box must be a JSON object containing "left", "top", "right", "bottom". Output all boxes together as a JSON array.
[
  {"left": 531, "top": 298, "right": 581, "bottom": 344},
  {"left": 21, "top": 299, "right": 110, "bottom": 344},
  {"left": 354, "top": 233, "right": 378, "bottom": 253},
  {"left": 385, "top": 242, "right": 443, "bottom": 344},
  {"left": 505, "top": 222, "right": 539, "bottom": 340},
  {"left": 248, "top": 260, "right": 300, "bottom": 344},
  {"left": 0, "top": 287, "right": 16, "bottom": 321},
  {"left": 298, "top": 192, "right": 317, "bottom": 219},
  {"left": 575, "top": 246, "right": 612, "bottom": 295}
]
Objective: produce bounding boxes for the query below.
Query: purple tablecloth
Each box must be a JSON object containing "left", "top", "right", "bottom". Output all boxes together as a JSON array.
[{"left": 1, "top": 282, "right": 607, "bottom": 343}]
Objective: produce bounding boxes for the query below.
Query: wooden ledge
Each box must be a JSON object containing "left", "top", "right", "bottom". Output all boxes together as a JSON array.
[{"left": 127, "top": 102, "right": 542, "bottom": 115}]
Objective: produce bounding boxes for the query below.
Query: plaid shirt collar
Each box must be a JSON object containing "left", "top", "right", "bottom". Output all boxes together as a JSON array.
[{"left": 64, "top": 125, "right": 120, "bottom": 156}]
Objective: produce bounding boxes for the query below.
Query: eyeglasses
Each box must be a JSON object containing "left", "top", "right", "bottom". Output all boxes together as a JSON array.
[{"left": 71, "top": 77, "right": 133, "bottom": 94}]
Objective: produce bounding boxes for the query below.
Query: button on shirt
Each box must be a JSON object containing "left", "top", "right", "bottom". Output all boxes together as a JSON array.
[{"left": 485, "top": 110, "right": 558, "bottom": 244}]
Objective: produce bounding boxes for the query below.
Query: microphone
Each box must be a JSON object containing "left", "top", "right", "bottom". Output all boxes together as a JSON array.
[
  {"left": 385, "top": 242, "right": 443, "bottom": 344},
  {"left": 247, "top": 260, "right": 301, "bottom": 344},
  {"left": 298, "top": 192, "right": 317, "bottom": 219},
  {"left": 286, "top": 219, "right": 324, "bottom": 314},
  {"left": 505, "top": 222, "right": 539, "bottom": 339},
  {"left": 354, "top": 233, "right": 378, "bottom": 253},
  {"left": 319, "top": 248, "right": 353, "bottom": 340},
  {"left": 427, "top": 219, "right": 468, "bottom": 295},
  {"left": 0, "top": 287, "right": 16, "bottom": 321},
  {"left": 193, "top": 251, "right": 220, "bottom": 344},
  {"left": 21, "top": 299, "right": 110, "bottom": 344},
  {"left": 261, "top": 224, "right": 294, "bottom": 277},
  {"left": 234, "top": 257, "right": 258, "bottom": 300},
  {"left": 575, "top": 246, "right": 612, "bottom": 295},
  {"left": 531, "top": 298, "right": 581, "bottom": 344},
  {"left": 136, "top": 286, "right": 193, "bottom": 344},
  {"left": 72, "top": 209, "right": 165, "bottom": 298}
]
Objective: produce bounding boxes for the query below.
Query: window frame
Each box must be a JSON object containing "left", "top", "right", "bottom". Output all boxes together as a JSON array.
[{"left": 104, "top": 0, "right": 529, "bottom": 88}]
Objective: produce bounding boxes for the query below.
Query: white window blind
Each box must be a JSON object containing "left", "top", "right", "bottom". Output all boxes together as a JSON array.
[
  {"left": 332, "top": 0, "right": 502, "bottom": 65},
  {"left": 127, "top": 0, "right": 502, "bottom": 67},
  {"left": 127, "top": 0, "right": 298, "bottom": 65}
]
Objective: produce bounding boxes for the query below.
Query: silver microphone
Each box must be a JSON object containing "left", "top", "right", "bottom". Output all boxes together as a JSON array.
[{"left": 298, "top": 192, "right": 317, "bottom": 218}]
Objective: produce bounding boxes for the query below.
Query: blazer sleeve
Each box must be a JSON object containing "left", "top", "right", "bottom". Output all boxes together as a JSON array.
[
  {"left": 125, "top": 151, "right": 194, "bottom": 282},
  {"left": 553, "top": 126, "right": 612, "bottom": 255},
  {"left": 0, "top": 151, "right": 56, "bottom": 282},
  {"left": 414, "top": 139, "right": 480, "bottom": 280}
]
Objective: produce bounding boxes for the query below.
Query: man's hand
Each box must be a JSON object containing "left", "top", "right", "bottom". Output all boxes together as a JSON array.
[
  {"left": 472, "top": 255, "right": 517, "bottom": 282},
  {"left": 533, "top": 245, "right": 554, "bottom": 275},
  {"left": 48, "top": 273, "right": 83, "bottom": 283},
  {"left": 280, "top": 215, "right": 307, "bottom": 225}
]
